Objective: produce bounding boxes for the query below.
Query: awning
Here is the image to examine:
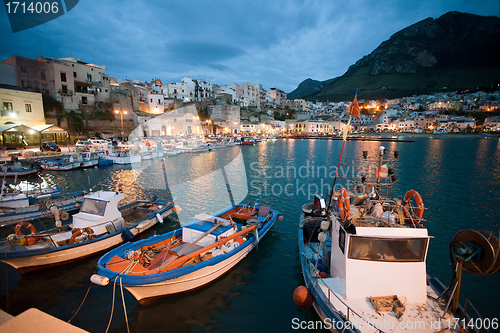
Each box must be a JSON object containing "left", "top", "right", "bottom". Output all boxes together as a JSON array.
[
  {"left": 0, "top": 123, "right": 36, "bottom": 134},
  {"left": 31, "top": 124, "right": 68, "bottom": 134}
]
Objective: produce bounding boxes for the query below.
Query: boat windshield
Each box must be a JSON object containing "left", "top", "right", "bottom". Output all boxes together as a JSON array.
[
  {"left": 348, "top": 236, "right": 428, "bottom": 262},
  {"left": 81, "top": 198, "right": 107, "bottom": 216}
]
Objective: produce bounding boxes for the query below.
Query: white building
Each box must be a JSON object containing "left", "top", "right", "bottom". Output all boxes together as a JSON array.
[
  {"left": 240, "top": 121, "right": 258, "bottom": 133},
  {"left": 147, "top": 93, "right": 164, "bottom": 114},
  {"left": 267, "top": 88, "right": 287, "bottom": 107},
  {"left": 134, "top": 111, "right": 202, "bottom": 136},
  {"left": 162, "top": 82, "right": 194, "bottom": 102},
  {"left": 182, "top": 77, "right": 213, "bottom": 101},
  {"left": 0, "top": 85, "right": 45, "bottom": 127}
]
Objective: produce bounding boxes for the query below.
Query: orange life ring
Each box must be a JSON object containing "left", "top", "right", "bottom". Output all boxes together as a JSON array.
[
  {"left": 69, "top": 227, "right": 94, "bottom": 244},
  {"left": 15, "top": 222, "right": 36, "bottom": 236},
  {"left": 338, "top": 188, "right": 350, "bottom": 222},
  {"left": 402, "top": 190, "right": 424, "bottom": 223}
]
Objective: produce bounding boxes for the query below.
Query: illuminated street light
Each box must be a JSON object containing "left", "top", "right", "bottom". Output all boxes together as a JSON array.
[{"left": 115, "top": 110, "right": 128, "bottom": 136}]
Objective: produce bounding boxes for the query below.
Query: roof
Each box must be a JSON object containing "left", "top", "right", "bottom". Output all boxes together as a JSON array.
[
  {"left": 31, "top": 124, "right": 67, "bottom": 133},
  {"left": 0, "top": 123, "right": 34, "bottom": 134},
  {"left": 0, "top": 84, "right": 33, "bottom": 93}
]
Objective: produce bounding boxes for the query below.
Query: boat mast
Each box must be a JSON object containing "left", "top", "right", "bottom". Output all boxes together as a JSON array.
[{"left": 376, "top": 146, "right": 385, "bottom": 194}]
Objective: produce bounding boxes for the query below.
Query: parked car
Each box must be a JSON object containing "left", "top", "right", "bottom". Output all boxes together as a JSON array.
[
  {"left": 75, "top": 141, "right": 92, "bottom": 152},
  {"left": 40, "top": 141, "right": 61, "bottom": 153}
]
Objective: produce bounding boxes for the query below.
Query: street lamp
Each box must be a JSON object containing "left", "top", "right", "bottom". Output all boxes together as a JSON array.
[{"left": 115, "top": 110, "right": 128, "bottom": 136}]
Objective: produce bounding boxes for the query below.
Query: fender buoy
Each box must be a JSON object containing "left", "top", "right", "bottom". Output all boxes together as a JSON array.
[
  {"left": 105, "top": 150, "right": 109, "bottom": 155},
  {"left": 402, "top": 190, "right": 424, "bottom": 223},
  {"left": 15, "top": 222, "right": 36, "bottom": 236},
  {"left": 293, "top": 286, "right": 313, "bottom": 308},
  {"left": 338, "top": 188, "right": 350, "bottom": 222}
]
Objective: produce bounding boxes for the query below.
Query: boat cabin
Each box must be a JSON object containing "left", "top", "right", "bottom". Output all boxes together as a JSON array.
[
  {"left": 72, "top": 191, "right": 125, "bottom": 235},
  {"left": 329, "top": 217, "right": 430, "bottom": 304}
]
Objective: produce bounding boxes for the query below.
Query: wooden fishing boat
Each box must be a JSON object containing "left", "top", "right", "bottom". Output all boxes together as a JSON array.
[
  {"left": 240, "top": 137, "right": 255, "bottom": 145},
  {"left": 91, "top": 203, "right": 282, "bottom": 304},
  {"left": 99, "top": 143, "right": 142, "bottom": 165},
  {"left": 37, "top": 157, "right": 79, "bottom": 171},
  {"left": 0, "top": 162, "right": 38, "bottom": 177},
  {"left": 0, "top": 191, "right": 174, "bottom": 273},
  {"left": 0, "top": 189, "right": 87, "bottom": 226},
  {"left": 296, "top": 146, "right": 500, "bottom": 332}
]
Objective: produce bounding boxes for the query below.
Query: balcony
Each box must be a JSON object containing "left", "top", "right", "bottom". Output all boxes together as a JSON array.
[{"left": 58, "top": 89, "right": 74, "bottom": 96}]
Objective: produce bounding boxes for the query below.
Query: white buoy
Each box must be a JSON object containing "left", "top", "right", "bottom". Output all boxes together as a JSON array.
[
  {"left": 320, "top": 220, "right": 330, "bottom": 231},
  {"left": 90, "top": 274, "right": 109, "bottom": 286}
]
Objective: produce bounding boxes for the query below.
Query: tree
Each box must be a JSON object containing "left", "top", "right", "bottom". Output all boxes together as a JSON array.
[
  {"left": 66, "top": 111, "right": 84, "bottom": 134},
  {"left": 42, "top": 94, "right": 64, "bottom": 126}
]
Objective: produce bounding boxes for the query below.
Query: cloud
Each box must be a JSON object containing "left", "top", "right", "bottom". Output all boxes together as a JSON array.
[{"left": 2, "top": 0, "right": 500, "bottom": 93}]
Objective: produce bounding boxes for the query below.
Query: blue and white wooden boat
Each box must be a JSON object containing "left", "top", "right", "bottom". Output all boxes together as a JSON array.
[
  {"left": 0, "top": 189, "right": 87, "bottom": 226},
  {"left": 0, "top": 191, "right": 174, "bottom": 273},
  {"left": 0, "top": 162, "right": 38, "bottom": 177},
  {"left": 92, "top": 203, "right": 282, "bottom": 304},
  {"left": 0, "top": 186, "right": 60, "bottom": 209},
  {"left": 37, "top": 157, "right": 78, "bottom": 171},
  {"left": 296, "top": 146, "right": 499, "bottom": 332}
]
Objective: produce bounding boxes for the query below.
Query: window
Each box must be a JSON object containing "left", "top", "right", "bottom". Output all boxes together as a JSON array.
[
  {"left": 20, "top": 66, "right": 27, "bottom": 73},
  {"left": 73, "top": 71, "right": 77, "bottom": 78},
  {"left": 60, "top": 72, "right": 67, "bottom": 82},
  {"left": 81, "top": 198, "right": 106, "bottom": 216},
  {"left": 82, "top": 96, "right": 87, "bottom": 104},
  {"left": 25, "top": 104, "right": 32, "bottom": 112},
  {"left": 348, "top": 236, "right": 428, "bottom": 262},
  {"left": 61, "top": 85, "right": 68, "bottom": 94},
  {"left": 87, "top": 74, "right": 92, "bottom": 81},
  {"left": 3, "top": 102, "right": 13, "bottom": 110},
  {"left": 41, "top": 71, "right": 46, "bottom": 80}
]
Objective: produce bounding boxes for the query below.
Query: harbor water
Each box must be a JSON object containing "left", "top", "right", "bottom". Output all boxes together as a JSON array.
[{"left": 1, "top": 136, "right": 499, "bottom": 332}]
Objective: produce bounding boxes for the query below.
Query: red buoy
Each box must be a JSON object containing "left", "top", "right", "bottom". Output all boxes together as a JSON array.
[{"left": 293, "top": 286, "right": 313, "bottom": 308}]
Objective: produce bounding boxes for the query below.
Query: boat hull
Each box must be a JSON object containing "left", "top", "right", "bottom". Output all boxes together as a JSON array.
[
  {"left": 0, "top": 203, "right": 173, "bottom": 273},
  {"left": 125, "top": 240, "right": 255, "bottom": 304},
  {"left": 96, "top": 204, "right": 278, "bottom": 303}
]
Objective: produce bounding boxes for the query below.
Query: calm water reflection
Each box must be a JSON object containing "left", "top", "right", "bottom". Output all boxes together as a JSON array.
[{"left": 0, "top": 136, "right": 499, "bottom": 332}]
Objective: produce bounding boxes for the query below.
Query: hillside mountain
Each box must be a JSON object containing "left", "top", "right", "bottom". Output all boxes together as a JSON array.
[
  {"left": 295, "top": 11, "right": 500, "bottom": 102},
  {"left": 287, "top": 78, "right": 336, "bottom": 100}
]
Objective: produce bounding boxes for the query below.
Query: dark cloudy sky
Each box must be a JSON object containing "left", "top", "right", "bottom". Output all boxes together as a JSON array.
[{"left": 2, "top": 0, "right": 500, "bottom": 93}]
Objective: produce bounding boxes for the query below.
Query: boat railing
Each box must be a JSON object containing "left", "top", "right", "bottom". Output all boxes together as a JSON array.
[
  {"left": 463, "top": 298, "right": 491, "bottom": 333},
  {"left": 4, "top": 214, "right": 135, "bottom": 252},
  {"left": 305, "top": 258, "right": 383, "bottom": 332}
]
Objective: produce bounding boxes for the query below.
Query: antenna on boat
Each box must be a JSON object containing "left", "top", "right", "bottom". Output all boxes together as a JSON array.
[
  {"left": 326, "top": 88, "right": 359, "bottom": 216},
  {"left": 376, "top": 146, "right": 385, "bottom": 194}
]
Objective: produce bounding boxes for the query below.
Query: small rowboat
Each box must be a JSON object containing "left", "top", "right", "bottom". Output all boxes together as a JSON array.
[{"left": 92, "top": 203, "right": 282, "bottom": 304}]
